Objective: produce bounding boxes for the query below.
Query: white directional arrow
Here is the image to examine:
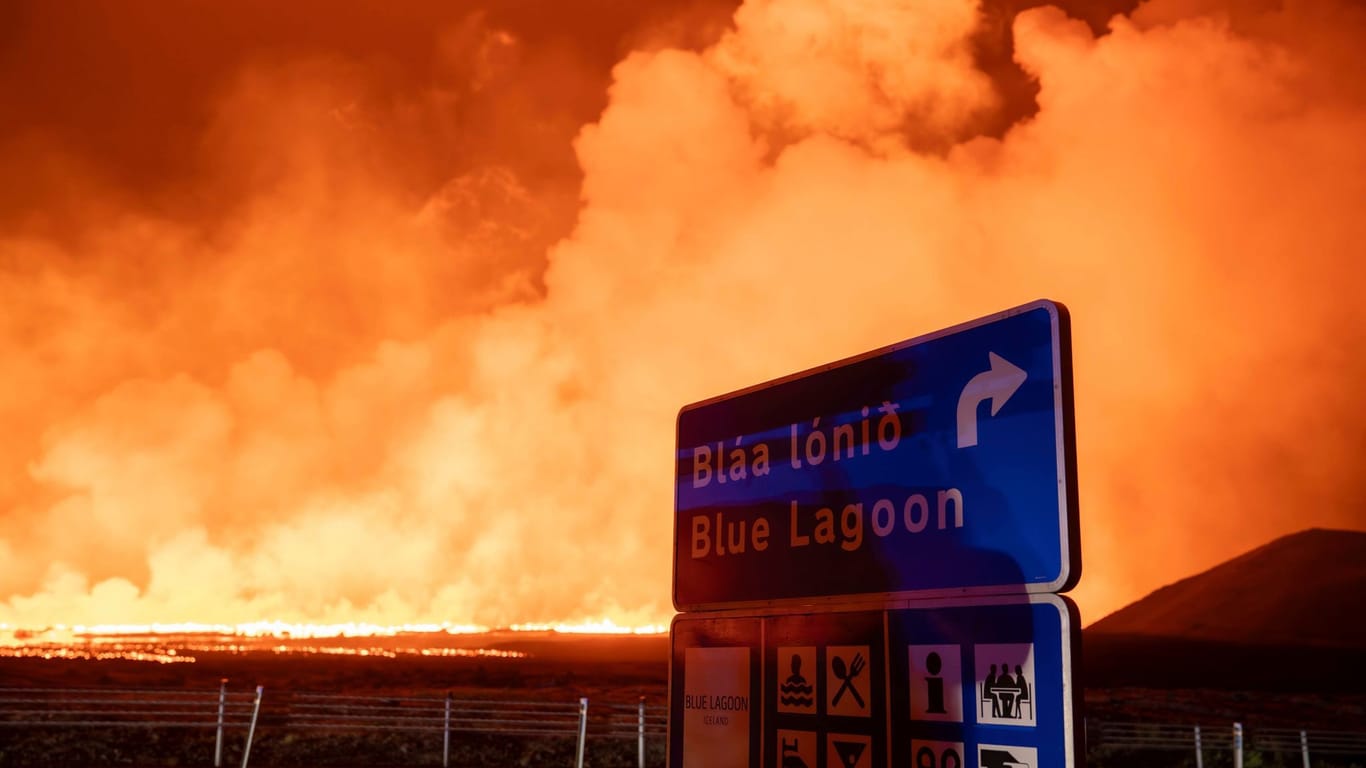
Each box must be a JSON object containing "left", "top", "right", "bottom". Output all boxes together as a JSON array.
[{"left": 956, "top": 352, "right": 1027, "bottom": 448}]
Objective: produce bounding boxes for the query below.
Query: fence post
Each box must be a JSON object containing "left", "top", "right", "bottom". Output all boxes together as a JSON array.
[
  {"left": 443, "top": 693, "right": 452, "bottom": 768},
  {"left": 1233, "top": 722, "right": 1244, "bottom": 768},
  {"left": 638, "top": 696, "right": 646, "bottom": 768},
  {"left": 1195, "top": 724, "right": 1203, "bottom": 768},
  {"left": 240, "top": 686, "right": 263, "bottom": 768},
  {"left": 215, "top": 679, "right": 228, "bottom": 768},
  {"left": 1300, "top": 729, "right": 1310, "bottom": 768},
  {"left": 575, "top": 697, "right": 589, "bottom": 768}
]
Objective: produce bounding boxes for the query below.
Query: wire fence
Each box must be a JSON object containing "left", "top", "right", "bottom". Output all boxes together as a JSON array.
[
  {"left": 3, "top": 684, "right": 1365, "bottom": 767},
  {"left": 0, "top": 683, "right": 262, "bottom": 767},
  {"left": 1088, "top": 719, "right": 1366, "bottom": 767},
  {"left": 0, "top": 684, "right": 665, "bottom": 767}
]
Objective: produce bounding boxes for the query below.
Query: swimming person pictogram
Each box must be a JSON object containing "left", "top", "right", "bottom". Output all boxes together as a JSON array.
[{"left": 779, "top": 653, "right": 814, "bottom": 709}]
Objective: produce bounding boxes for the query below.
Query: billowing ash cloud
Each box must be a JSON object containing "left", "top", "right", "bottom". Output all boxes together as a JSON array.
[{"left": 2, "top": 0, "right": 1363, "bottom": 629}]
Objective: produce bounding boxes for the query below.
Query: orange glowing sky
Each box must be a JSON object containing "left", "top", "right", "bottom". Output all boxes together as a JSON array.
[{"left": 1, "top": 0, "right": 1364, "bottom": 631}]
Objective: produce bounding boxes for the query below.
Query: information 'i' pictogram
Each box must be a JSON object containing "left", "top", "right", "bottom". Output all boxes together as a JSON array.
[{"left": 909, "top": 644, "right": 963, "bottom": 722}]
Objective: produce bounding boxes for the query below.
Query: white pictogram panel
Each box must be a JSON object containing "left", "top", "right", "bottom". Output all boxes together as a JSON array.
[
  {"left": 827, "top": 732, "right": 872, "bottom": 768},
  {"left": 974, "top": 643, "right": 1036, "bottom": 727},
  {"left": 776, "top": 729, "right": 816, "bottom": 768},
  {"left": 825, "top": 645, "right": 871, "bottom": 717},
  {"left": 909, "top": 644, "right": 963, "bottom": 722}
]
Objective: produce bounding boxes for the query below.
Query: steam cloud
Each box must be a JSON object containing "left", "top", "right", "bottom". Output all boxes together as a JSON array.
[{"left": 2, "top": 0, "right": 1364, "bottom": 629}]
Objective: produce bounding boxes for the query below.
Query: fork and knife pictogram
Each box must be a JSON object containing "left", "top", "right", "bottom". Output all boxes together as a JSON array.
[{"left": 831, "top": 652, "right": 866, "bottom": 708}]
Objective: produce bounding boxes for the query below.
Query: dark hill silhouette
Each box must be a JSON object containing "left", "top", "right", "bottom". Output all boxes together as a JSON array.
[
  {"left": 1089, "top": 528, "right": 1366, "bottom": 648},
  {"left": 1083, "top": 528, "right": 1366, "bottom": 691}
]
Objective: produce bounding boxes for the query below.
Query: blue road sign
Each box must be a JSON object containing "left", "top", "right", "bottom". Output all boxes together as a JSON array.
[
  {"left": 668, "top": 595, "right": 1081, "bottom": 768},
  {"left": 673, "top": 300, "right": 1077, "bottom": 610}
]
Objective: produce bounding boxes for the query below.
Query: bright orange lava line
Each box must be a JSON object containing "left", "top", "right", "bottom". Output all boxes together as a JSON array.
[
  {"left": 0, "top": 619, "right": 664, "bottom": 665},
  {"left": 509, "top": 619, "right": 668, "bottom": 635},
  {"left": 1, "top": 619, "right": 667, "bottom": 640}
]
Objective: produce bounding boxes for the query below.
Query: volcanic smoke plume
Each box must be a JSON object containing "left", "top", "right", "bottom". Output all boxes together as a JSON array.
[{"left": 1, "top": 0, "right": 1363, "bottom": 630}]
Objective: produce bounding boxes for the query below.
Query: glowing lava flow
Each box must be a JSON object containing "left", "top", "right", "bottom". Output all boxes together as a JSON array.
[
  {"left": 53, "top": 621, "right": 492, "bottom": 638},
  {"left": 0, "top": 620, "right": 663, "bottom": 664},
  {"left": 509, "top": 618, "right": 669, "bottom": 635},
  {"left": 0, "top": 646, "right": 196, "bottom": 664}
]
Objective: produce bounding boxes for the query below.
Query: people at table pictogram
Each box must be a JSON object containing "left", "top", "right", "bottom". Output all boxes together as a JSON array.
[{"left": 982, "top": 662, "right": 1029, "bottom": 719}]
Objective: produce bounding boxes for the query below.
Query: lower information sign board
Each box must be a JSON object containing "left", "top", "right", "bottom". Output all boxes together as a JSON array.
[{"left": 668, "top": 595, "right": 1081, "bottom": 768}]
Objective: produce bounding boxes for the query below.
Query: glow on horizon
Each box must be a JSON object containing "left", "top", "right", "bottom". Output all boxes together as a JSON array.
[
  {"left": 0, "top": 619, "right": 667, "bottom": 642},
  {"left": 509, "top": 618, "right": 669, "bottom": 635}
]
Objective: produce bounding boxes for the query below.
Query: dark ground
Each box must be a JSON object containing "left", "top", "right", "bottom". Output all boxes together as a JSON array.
[{"left": 2, "top": 632, "right": 1365, "bottom": 766}]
